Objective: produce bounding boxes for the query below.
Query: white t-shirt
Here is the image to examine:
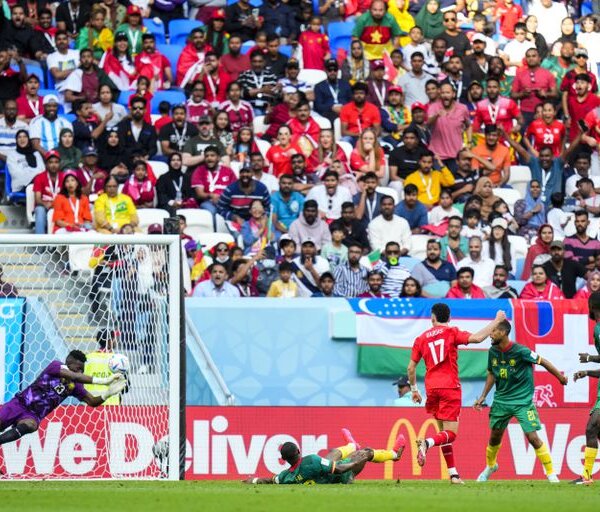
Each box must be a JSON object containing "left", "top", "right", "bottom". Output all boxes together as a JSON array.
[
  {"left": 530, "top": 2, "right": 568, "bottom": 46},
  {"left": 565, "top": 173, "right": 600, "bottom": 197},
  {"left": 6, "top": 151, "right": 45, "bottom": 191},
  {"left": 501, "top": 40, "right": 535, "bottom": 76},
  {"left": 546, "top": 207, "right": 570, "bottom": 239},
  {"left": 428, "top": 205, "right": 462, "bottom": 225},
  {"left": 291, "top": 255, "right": 331, "bottom": 297},
  {"left": 92, "top": 102, "right": 128, "bottom": 129},
  {"left": 255, "top": 173, "right": 279, "bottom": 194},
  {"left": 456, "top": 255, "right": 496, "bottom": 287},
  {"left": 305, "top": 184, "right": 353, "bottom": 220},
  {"left": 46, "top": 49, "right": 80, "bottom": 88}
]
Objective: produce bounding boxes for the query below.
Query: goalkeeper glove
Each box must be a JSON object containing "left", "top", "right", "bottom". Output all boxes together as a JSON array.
[
  {"left": 100, "top": 375, "right": 127, "bottom": 401},
  {"left": 92, "top": 373, "right": 123, "bottom": 385}
]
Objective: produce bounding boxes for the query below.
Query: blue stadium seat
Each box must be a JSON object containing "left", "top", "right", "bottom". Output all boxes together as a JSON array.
[
  {"left": 168, "top": 19, "right": 203, "bottom": 45},
  {"left": 514, "top": 257, "right": 525, "bottom": 280},
  {"left": 241, "top": 40, "right": 255, "bottom": 55},
  {"left": 312, "top": 0, "right": 319, "bottom": 14},
  {"left": 508, "top": 280, "right": 526, "bottom": 295},
  {"left": 4, "top": 167, "right": 26, "bottom": 204},
  {"left": 249, "top": 0, "right": 263, "bottom": 6},
  {"left": 158, "top": 43, "right": 184, "bottom": 72},
  {"left": 46, "top": 69, "right": 55, "bottom": 89},
  {"left": 328, "top": 21, "right": 354, "bottom": 54},
  {"left": 151, "top": 90, "right": 186, "bottom": 114},
  {"left": 143, "top": 17, "right": 166, "bottom": 44},
  {"left": 280, "top": 44, "right": 293, "bottom": 58},
  {"left": 25, "top": 62, "right": 45, "bottom": 85},
  {"left": 582, "top": 1, "right": 593, "bottom": 15},
  {"left": 117, "top": 90, "right": 135, "bottom": 106}
]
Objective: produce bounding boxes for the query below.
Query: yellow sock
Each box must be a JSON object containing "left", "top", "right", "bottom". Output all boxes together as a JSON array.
[
  {"left": 486, "top": 444, "right": 501, "bottom": 468},
  {"left": 336, "top": 443, "right": 356, "bottom": 459},
  {"left": 371, "top": 449, "right": 397, "bottom": 463},
  {"left": 534, "top": 443, "right": 554, "bottom": 475},
  {"left": 582, "top": 447, "right": 598, "bottom": 480}
]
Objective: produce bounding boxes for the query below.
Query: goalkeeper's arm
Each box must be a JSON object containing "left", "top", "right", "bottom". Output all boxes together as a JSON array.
[{"left": 81, "top": 375, "right": 127, "bottom": 407}]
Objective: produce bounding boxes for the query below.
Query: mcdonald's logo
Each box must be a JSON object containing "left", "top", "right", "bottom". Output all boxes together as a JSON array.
[{"left": 384, "top": 418, "right": 448, "bottom": 480}]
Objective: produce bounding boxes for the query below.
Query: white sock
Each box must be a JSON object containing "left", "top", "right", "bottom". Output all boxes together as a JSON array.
[
  {"left": 426, "top": 438, "right": 435, "bottom": 448},
  {"left": 448, "top": 467, "right": 458, "bottom": 477}
]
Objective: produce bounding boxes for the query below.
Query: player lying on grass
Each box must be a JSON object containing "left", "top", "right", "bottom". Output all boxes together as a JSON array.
[
  {"left": 474, "top": 319, "right": 567, "bottom": 483},
  {"left": 0, "top": 350, "right": 126, "bottom": 446},
  {"left": 570, "top": 292, "right": 600, "bottom": 485},
  {"left": 243, "top": 428, "right": 406, "bottom": 485},
  {"left": 408, "top": 304, "right": 507, "bottom": 484}
]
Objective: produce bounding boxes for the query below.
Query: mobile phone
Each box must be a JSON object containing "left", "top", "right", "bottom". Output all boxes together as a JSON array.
[{"left": 579, "top": 119, "right": 588, "bottom": 132}]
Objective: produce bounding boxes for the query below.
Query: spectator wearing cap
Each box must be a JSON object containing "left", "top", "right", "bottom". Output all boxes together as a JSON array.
[
  {"left": 33, "top": 150, "right": 65, "bottom": 234},
  {"left": 482, "top": 217, "right": 517, "bottom": 274},
  {"left": 220, "top": 35, "right": 250, "bottom": 81},
  {"left": 135, "top": 33, "right": 173, "bottom": 91},
  {"left": 562, "top": 48, "right": 598, "bottom": 108},
  {"left": 158, "top": 104, "right": 199, "bottom": 157},
  {"left": 217, "top": 166, "right": 271, "bottom": 225},
  {"left": 298, "top": 15, "right": 331, "bottom": 71},
  {"left": 52, "top": 171, "right": 93, "bottom": 233},
  {"left": 366, "top": 59, "right": 392, "bottom": 110},
  {"left": 340, "top": 82, "right": 381, "bottom": 145},
  {"left": 470, "top": 124, "right": 511, "bottom": 187},
  {"left": 380, "top": 85, "right": 411, "bottom": 145},
  {"left": 352, "top": 0, "right": 403, "bottom": 60},
  {"left": 566, "top": 73, "right": 600, "bottom": 142},
  {"left": 445, "top": 266, "right": 486, "bottom": 299},
  {"left": 182, "top": 116, "right": 225, "bottom": 168},
  {"left": 288, "top": 199, "right": 331, "bottom": 250},
  {"left": 0, "top": 100, "right": 27, "bottom": 155},
  {"left": 15, "top": 74, "right": 43, "bottom": 123},
  {"left": 114, "top": 5, "right": 146, "bottom": 57},
  {"left": 398, "top": 52, "right": 432, "bottom": 107},
  {"left": 368, "top": 194, "right": 411, "bottom": 254},
  {"left": 278, "top": 60, "right": 313, "bottom": 100},
  {"left": 463, "top": 33, "right": 492, "bottom": 85},
  {"left": 94, "top": 175, "right": 139, "bottom": 233},
  {"left": 77, "top": 145, "right": 107, "bottom": 200},
  {"left": 238, "top": 51, "right": 280, "bottom": 115},
  {"left": 358, "top": 270, "right": 389, "bottom": 298},
  {"left": 314, "top": 60, "right": 352, "bottom": 124},
  {"left": 392, "top": 375, "right": 421, "bottom": 406},
  {"left": 291, "top": 238, "right": 331, "bottom": 297},
  {"left": 29, "top": 95, "right": 73, "bottom": 153},
  {"left": 75, "top": 7, "right": 114, "bottom": 60},
  {"left": 406, "top": 102, "right": 431, "bottom": 146},
  {"left": 175, "top": 28, "right": 213, "bottom": 89},
  {"left": 311, "top": 272, "right": 341, "bottom": 297},
  {"left": 305, "top": 170, "right": 353, "bottom": 221},
  {"left": 204, "top": 9, "right": 229, "bottom": 58}
]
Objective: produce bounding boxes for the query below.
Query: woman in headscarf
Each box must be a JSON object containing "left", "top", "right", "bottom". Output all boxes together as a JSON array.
[
  {"left": 522, "top": 224, "right": 553, "bottom": 280},
  {"left": 556, "top": 17, "right": 577, "bottom": 45},
  {"left": 97, "top": 128, "right": 127, "bottom": 173},
  {"left": 387, "top": 0, "right": 414, "bottom": 47},
  {"left": 525, "top": 15, "right": 548, "bottom": 61},
  {"left": 156, "top": 152, "right": 196, "bottom": 215},
  {"left": 57, "top": 128, "right": 82, "bottom": 171},
  {"left": 514, "top": 179, "right": 545, "bottom": 240},
  {"left": 575, "top": 270, "right": 600, "bottom": 299},
  {"left": 5, "top": 130, "right": 44, "bottom": 192},
  {"left": 415, "top": 0, "right": 443, "bottom": 40},
  {"left": 341, "top": 41, "right": 371, "bottom": 85},
  {"left": 473, "top": 177, "right": 499, "bottom": 223}
]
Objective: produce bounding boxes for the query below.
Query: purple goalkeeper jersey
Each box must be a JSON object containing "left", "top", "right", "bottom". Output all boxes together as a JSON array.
[{"left": 15, "top": 360, "right": 87, "bottom": 420}]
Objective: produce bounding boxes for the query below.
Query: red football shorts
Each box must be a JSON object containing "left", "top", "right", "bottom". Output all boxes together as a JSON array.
[{"left": 425, "top": 388, "right": 462, "bottom": 422}]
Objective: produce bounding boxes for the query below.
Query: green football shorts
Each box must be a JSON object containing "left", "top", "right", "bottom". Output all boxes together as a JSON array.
[{"left": 489, "top": 402, "right": 541, "bottom": 432}]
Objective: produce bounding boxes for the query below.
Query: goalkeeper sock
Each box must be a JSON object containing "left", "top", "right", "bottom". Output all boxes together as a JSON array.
[
  {"left": 336, "top": 443, "right": 357, "bottom": 459},
  {"left": 426, "top": 430, "right": 457, "bottom": 448},
  {"left": 534, "top": 443, "right": 554, "bottom": 475},
  {"left": 486, "top": 444, "right": 501, "bottom": 468},
  {"left": 0, "top": 423, "right": 32, "bottom": 445},
  {"left": 582, "top": 447, "right": 598, "bottom": 480},
  {"left": 441, "top": 444, "right": 458, "bottom": 476},
  {"left": 371, "top": 450, "right": 397, "bottom": 463}
]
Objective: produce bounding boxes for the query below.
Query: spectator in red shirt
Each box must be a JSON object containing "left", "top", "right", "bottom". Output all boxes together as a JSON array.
[
  {"left": 511, "top": 48, "right": 558, "bottom": 128},
  {"left": 567, "top": 73, "right": 600, "bottom": 141},
  {"left": 135, "top": 33, "right": 173, "bottom": 91},
  {"left": 350, "top": 128, "right": 386, "bottom": 181},
  {"left": 186, "top": 81, "right": 212, "bottom": 125},
  {"left": 519, "top": 264, "right": 564, "bottom": 299},
  {"left": 16, "top": 73, "right": 43, "bottom": 122},
  {"left": 472, "top": 78, "right": 522, "bottom": 136},
  {"left": 523, "top": 101, "right": 565, "bottom": 157},
  {"left": 201, "top": 51, "right": 232, "bottom": 107},
  {"left": 220, "top": 35, "right": 250, "bottom": 81},
  {"left": 561, "top": 48, "right": 598, "bottom": 120},
  {"left": 264, "top": 86, "right": 299, "bottom": 141},
  {"left": 445, "top": 266, "right": 486, "bottom": 299},
  {"left": 122, "top": 160, "right": 155, "bottom": 208},
  {"left": 287, "top": 100, "right": 321, "bottom": 156},
  {"left": 33, "top": 150, "right": 65, "bottom": 234},
  {"left": 340, "top": 81, "right": 381, "bottom": 144},
  {"left": 266, "top": 125, "right": 302, "bottom": 177},
  {"left": 298, "top": 15, "right": 331, "bottom": 71},
  {"left": 495, "top": 0, "right": 523, "bottom": 40}
]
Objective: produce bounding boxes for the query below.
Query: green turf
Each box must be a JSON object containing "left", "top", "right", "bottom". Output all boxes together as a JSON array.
[{"left": 0, "top": 480, "right": 596, "bottom": 512}]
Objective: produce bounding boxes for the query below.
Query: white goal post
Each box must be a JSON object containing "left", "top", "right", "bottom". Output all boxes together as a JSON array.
[{"left": 0, "top": 234, "right": 184, "bottom": 480}]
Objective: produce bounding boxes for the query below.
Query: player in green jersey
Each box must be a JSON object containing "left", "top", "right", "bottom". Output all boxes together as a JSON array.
[
  {"left": 243, "top": 429, "right": 406, "bottom": 485},
  {"left": 570, "top": 292, "right": 600, "bottom": 485},
  {"left": 474, "top": 319, "right": 567, "bottom": 483}
]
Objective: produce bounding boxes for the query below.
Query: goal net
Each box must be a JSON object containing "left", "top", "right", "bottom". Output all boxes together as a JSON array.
[{"left": 0, "top": 234, "right": 183, "bottom": 480}]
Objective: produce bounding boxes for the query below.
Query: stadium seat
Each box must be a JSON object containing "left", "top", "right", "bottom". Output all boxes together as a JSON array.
[
  {"left": 298, "top": 69, "right": 327, "bottom": 87},
  {"left": 252, "top": 115, "right": 270, "bottom": 135},
  {"left": 117, "top": 90, "right": 135, "bottom": 106},
  {"left": 312, "top": 115, "right": 332, "bottom": 130},
  {"left": 25, "top": 184, "right": 35, "bottom": 224},
  {"left": 3, "top": 165, "right": 26, "bottom": 204},
  {"left": 409, "top": 234, "right": 430, "bottom": 260},
  {"left": 256, "top": 138, "right": 271, "bottom": 159},
  {"left": 241, "top": 40, "right": 255, "bottom": 55},
  {"left": 176, "top": 208, "right": 215, "bottom": 238},
  {"left": 333, "top": 117, "right": 341, "bottom": 141},
  {"left": 280, "top": 45, "right": 293, "bottom": 58},
  {"left": 423, "top": 281, "right": 450, "bottom": 298},
  {"left": 147, "top": 160, "right": 169, "bottom": 179},
  {"left": 337, "top": 140, "right": 352, "bottom": 160},
  {"left": 398, "top": 256, "right": 420, "bottom": 271},
  {"left": 168, "top": 19, "right": 203, "bottom": 45},
  {"left": 198, "top": 232, "right": 235, "bottom": 250},
  {"left": 157, "top": 43, "right": 184, "bottom": 73},
  {"left": 508, "top": 235, "right": 528, "bottom": 277},
  {"left": 514, "top": 258, "right": 525, "bottom": 281},
  {"left": 151, "top": 90, "right": 186, "bottom": 114},
  {"left": 582, "top": 1, "right": 593, "bottom": 15},
  {"left": 508, "top": 165, "right": 532, "bottom": 198},
  {"left": 143, "top": 17, "right": 166, "bottom": 44},
  {"left": 328, "top": 21, "right": 354, "bottom": 54},
  {"left": 507, "top": 279, "right": 527, "bottom": 295},
  {"left": 376, "top": 186, "right": 399, "bottom": 204},
  {"left": 137, "top": 208, "right": 170, "bottom": 232},
  {"left": 493, "top": 188, "right": 522, "bottom": 213},
  {"left": 25, "top": 62, "right": 45, "bottom": 86}
]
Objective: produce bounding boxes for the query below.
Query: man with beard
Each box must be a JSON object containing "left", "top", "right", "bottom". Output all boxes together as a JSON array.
[
  {"left": 440, "top": 56, "right": 468, "bottom": 103},
  {"left": 352, "top": 0, "right": 403, "bottom": 60},
  {"left": 424, "top": 38, "right": 448, "bottom": 77},
  {"left": 220, "top": 35, "right": 250, "bottom": 81},
  {"left": 428, "top": 83, "right": 471, "bottom": 172},
  {"left": 485, "top": 57, "right": 514, "bottom": 99},
  {"left": 264, "top": 35, "right": 289, "bottom": 79},
  {"left": 373, "top": 241, "right": 411, "bottom": 297},
  {"left": 176, "top": 28, "right": 212, "bottom": 88},
  {"left": 288, "top": 199, "right": 331, "bottom": 250},
  {"left": 33, "top": 9, "right": 57, "bottom": 58},
  {"left": 29, "top": 95, "right": 73, "bottom": 153},
  {"left": 55, "top": 0, "right": 91, "bottom": 38},
  {"left": 47, "top": 31, "right": 80, "bottom": 92},
  {"left": 463, "top": 34, "right": 491, "bottom": 84},
  {"left": 272, "top": 173, "right": 304, "bottom": 234},
  {"left": 217, "top": 166, "right": 271, "bottom": 224},
  {"left": 457, "top": 237, "right": 496, "bottom": 288},
  {"left": 332, "top": 242, "right": 369, "bottom": 297},
  {"left": 159, "top": 105, "right": 199, "bottom": 157},
  {"left": 437, "top": 10, "right": 471, "bottom": 57},
  {"left": 448, "top": 149, "right": 480, "bottom": 203},
  {"left": 196, "top": 51, "right": 232, "bottom": 106},
  {"left": 563, "top": 212, "right": 600, "bottom": 272},
  {"left": 314, "top": 59, "right": 352, "bottom": 124},
  {"left": 191, "top": 145, "right": 237, "bottom": 226},
  {"left": 33, "top": 150, "right": 64, "bottom": 234},
  {"left": 566, "top": 153, "right": 599, "bottom": 197},
  {"left": 0, "top": 5, "right": 51, "bottom": 60},
  {"left": 440, "top": 215, "right": 468, "bottom": 267},
  {"left": 407, "top": 102, "right": 431, "bottom": 146},
  {"left": 250, "top": 152, "right": 278, "bottom": 193},
  {"left": 135, "top": 33, "right": 173, "bottom": 91},
  {"left": 291, "top": 239, "right": 331, "bottom": 297},
  {"left": 411, "top": 239, "right": 457, "bottom": 289},
  {"left": 358, "top": 270, "right": 389, "bottom": 298},
  {"left": 192, "top": 262, "right": 240, "bottom": 297},
  {"left": 287, "top": 101, "right": 321, "bottom": 153},
  {"left": 337, "top": 203, "right": 370, "bottom": 252},
  {"left": 566, "top": 73, "right": 600, "bottom": 141},
  {"left": 306, "top": 170, "right": 353, "bottom": 221},
  {"left": 445, "top": 267, "right": 486, "bottom": 298},
  {"left": 353, "top": 172, "right": 384, "bottom": 227},
  {"left": 290, "top": 153, "right": 318, "bottom": 195},
  {"left": 238, "top": 51, "right": 279, "bottom": 114},
  {"left": 340, "top": 82, "right": 381, "bottom": 144},
  {"left": 182, "top": 115, "right": 225, "bottom": 168},
  {"left": 380, "top": 86, "right": 411, "bottom": 145},
  {"left": 471, "top": 124, "right": 511, "bottom": 187},
  {"left": 473, "top": 78, "right": 522, "bottom": 136},
  {"left": 541, "top": 40, "right": 575, "bottom": 88},
  {"left": 366, "top": 59, "right": 392, "bottom": 109},
  {"left": 399, "top": 52, "right": 432, "bottom": 106},
  {"left": 0, "top": 100, "right": 27, "bottom": 154},
  {"left": 483, "top": 265, "right": 518, "bottom": 299},
  {"left": 368, "top": 195, "right": 411, "bottom": 254},
  {"left": 116, "top": 96, "right": 157, "bottom": 166}
]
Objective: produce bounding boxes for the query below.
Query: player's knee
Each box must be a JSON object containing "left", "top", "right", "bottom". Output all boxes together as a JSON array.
[
  {"left": 361, "top": 448, "right": 374, "bottom": 460},
  {"left": 19, "top": 421, "right": 38, "bottom": 434}
]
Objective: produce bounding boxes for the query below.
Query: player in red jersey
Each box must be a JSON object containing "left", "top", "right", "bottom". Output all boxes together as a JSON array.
[
  {"left": 407, "top": 303, "right": 506, "bottom": 484},
  {"left": 523, "top": 102, "right": 565, "bottom": 158}
]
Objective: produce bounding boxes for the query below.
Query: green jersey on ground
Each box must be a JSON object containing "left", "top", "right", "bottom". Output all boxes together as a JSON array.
[
  {"left": 489, "top": 342, "right": 541, "bottom": 407},
  {"left": 274, "top": 455, "right": 352, "bottom": 485}
]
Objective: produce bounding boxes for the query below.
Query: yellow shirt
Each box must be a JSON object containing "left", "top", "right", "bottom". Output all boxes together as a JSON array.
[
  {"left": 267, "top": 279, "right": 299, "bottom": 298},
  {"left": 84, "top": 350, "right": 120, "bottom": 405},
  {"left": 94, "top": 193, "right": 138, "bottom": 230},
  {"left": 404, "top": 167, "right": 455, "bottom": 207}
]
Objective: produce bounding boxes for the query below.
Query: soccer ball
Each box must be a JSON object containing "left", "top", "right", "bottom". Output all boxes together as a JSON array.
[{"left": 108, "top": 353, "right": 130, "bottom": 374}]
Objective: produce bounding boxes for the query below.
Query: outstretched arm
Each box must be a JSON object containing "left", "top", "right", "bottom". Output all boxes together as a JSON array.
[
  {"left": 468, "top": 310, "right": 506, "bottom": 344},
  {"left": 80, "top": 376, "right": 127, "bottom": 407},
  {"left": 332, "top": 451, "right": 370, "bottom": 474},
  {"left": 242, "top": 476, "right": 275, "bottom": 484},
  {"left": 59, "top": 367, "right": 121, "bottom": 385},
  {"left": 539, "top": 358, "right": 568, "bottom": 385},
  {"left": 474, "top": 371, "right": 495, "bottom": 410},
  {"left": 579, "top": 353, "right": 600, "bottom": 364},
  {"left": 574, "top": 370, "right": 600, "bottom": 381}
]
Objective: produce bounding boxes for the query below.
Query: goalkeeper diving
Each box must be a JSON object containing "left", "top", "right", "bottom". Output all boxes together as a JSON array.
[{"left": 0, "top": 350, "right": 126, "bottom": 446}]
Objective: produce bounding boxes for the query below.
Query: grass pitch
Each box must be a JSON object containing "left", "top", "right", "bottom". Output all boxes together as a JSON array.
[{"left": 0, "top": 480, "right": 595, "bottom": 512}]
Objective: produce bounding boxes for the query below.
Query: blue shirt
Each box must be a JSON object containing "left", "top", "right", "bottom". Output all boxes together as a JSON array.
[
  {"left": 394, "top": 201, "right": 428, "bottom": 230},
  {"left": 271, "top": 191, "right": 304, "bottom": 229},
  {"left": 528, "top": 157, "right": 563, "bottom": 207}
]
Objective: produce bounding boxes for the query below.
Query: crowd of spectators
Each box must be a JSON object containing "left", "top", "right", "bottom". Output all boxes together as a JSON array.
[{"left": 3, "top": 0, "right": 600, "bottom": 299}]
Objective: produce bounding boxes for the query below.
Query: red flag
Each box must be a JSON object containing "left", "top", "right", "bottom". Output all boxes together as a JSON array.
[
  {"left": 99, "top": 50, "right": 135, "bottom": 91},
  {"left": 382, "top": 50, "right": 398, "bottom": 83}
]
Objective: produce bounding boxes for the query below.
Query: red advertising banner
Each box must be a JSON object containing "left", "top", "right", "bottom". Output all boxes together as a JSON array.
[{"left": 186, "top": 407, "right": 600, "bottom": 481}]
